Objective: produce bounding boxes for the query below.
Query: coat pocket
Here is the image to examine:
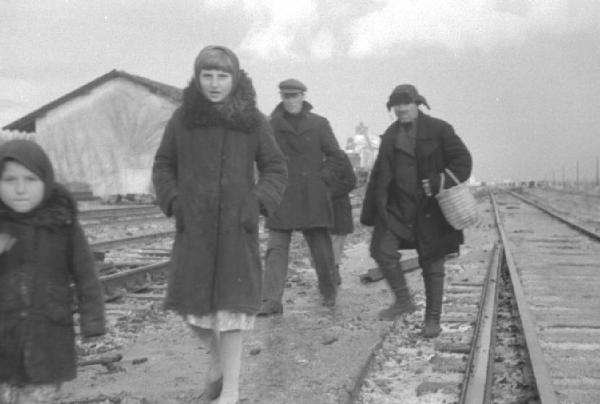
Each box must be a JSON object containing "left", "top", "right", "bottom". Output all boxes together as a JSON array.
[{"left": 44, "top": 285, "right": 74, "bottom": 325}]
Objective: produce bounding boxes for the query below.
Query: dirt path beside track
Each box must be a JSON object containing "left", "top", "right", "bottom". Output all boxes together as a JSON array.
[{"left": 60, "top": 216, "right": 491, "bottom": 404}]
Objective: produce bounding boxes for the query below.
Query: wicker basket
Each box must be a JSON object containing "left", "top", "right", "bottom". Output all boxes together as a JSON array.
[{"left": 435, "top": 168, "right": 478, "bottom": 230}]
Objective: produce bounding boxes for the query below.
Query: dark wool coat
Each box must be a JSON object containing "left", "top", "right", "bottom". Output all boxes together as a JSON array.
[
  {"left": 322, "top": 151, "right": 357, "bottom": 235},
  {"left": 152, "top": 71, "right": 287, "bottom": 317},
  {"left": 0, "top": 185, "right": 105, "bottom": 384},
  {"left": 265, "top": 102, "right": 344, "bottom": 230},
  {"left": 361, "top": 112, "right": 472, "bottom": 266}
]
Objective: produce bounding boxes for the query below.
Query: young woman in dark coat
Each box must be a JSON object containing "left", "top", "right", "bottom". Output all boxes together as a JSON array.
[
  {"left": 0, "top": 139, "right": 105, "bottom": 404},
  {"left": 361, "top": 84, "right": 472, "bottom": 338},
  {"left": 152, "top": 46, "right": 287, "bottom": 404}
]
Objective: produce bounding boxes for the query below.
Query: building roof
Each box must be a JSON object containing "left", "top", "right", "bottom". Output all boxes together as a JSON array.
[{"left": 2, "top": 69, "right": 183, "bottom": 132}]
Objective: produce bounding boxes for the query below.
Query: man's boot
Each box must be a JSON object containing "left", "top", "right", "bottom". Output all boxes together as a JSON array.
[
  {"left": 422, "top": 273, "right": 444, "bottom": 338},
  {"left": 333, "top": 264, "right": 342, "bottom": 286},
  {"left": 378, "top": 264, "right": 417, "bottom": 321}
]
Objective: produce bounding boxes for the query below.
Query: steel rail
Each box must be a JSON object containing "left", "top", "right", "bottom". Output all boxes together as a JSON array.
[
  {"left": 90, "top": 231, "right": 175, "bottom": 250},
  {"left": 508, "top": 190, "right": 600, "bottom": 242},
  {"left": 458, "top": 241, "right": 502, "bottom": 404},
  {"left": 99, "top": 260, "right": 170, "bottom": 294},
  {"left": 82, "top": 215, "right": 169, "bottom": 231},
  {"left": 80, "top": 205, "right": 160, "bottom": 220},
  {"left": 491, "top": 191, "right": 559, "bottom": 404}
]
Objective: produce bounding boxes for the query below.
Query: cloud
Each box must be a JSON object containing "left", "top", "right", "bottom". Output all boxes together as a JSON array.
[
  {"left": 347, "top": 0, "right": 600, "bottom": 57},
  {"left": 238, "top": 0, "right": 319, "bottom": 58},
  {"left": 309, "top": 28, "right": 335, "bottom": 60},
  {"left": 211, "top": 0, "right": 599, "bottom": 61}
]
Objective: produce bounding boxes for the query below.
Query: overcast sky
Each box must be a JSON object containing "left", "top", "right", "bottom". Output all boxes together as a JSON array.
[{"left": 1, "top": 0, "right": 599, "bottom": 183}]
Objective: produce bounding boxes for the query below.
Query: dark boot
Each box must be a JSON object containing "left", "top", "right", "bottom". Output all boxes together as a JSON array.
[
  {"left": 422, "top": 273, "right": 444, "bottom": 338},
  {"left": 378, "top": 264, "right": 417, "bottom": 320}
]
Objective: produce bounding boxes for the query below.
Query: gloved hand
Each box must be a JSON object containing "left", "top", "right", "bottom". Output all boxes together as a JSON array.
[
  {"left": 0, "top": 233, "right": 15, "bottom": 254},
  {"left": 171, "top": 198, "right": 184, "bottom": 232},
  {"left": 240, "top": 195, "right": 260, "bottom": 233}
]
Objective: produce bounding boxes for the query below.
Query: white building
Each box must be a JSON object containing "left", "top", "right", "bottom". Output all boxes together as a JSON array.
[{"left": 3, "top": 70, "right": 181, "bottom": 196}]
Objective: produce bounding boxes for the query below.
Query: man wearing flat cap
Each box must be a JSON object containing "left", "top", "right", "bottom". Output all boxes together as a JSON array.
[
  {"left": 360, "top": 84, "right": 472, "bottom": 338},
  {"left": 259, "top": 78, "right": 344, "bottom": 315}
]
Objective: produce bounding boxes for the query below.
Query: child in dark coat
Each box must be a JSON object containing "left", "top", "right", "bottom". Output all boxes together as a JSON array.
[{"left": 0, "top": 139, "right": 105, "bottom": 404}]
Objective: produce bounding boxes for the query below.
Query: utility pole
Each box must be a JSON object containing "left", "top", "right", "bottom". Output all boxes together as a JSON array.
[
  {"left": 596, "top": 156, "right": 599, "bottom": 186},
  {"left": 576, "top": 160, "right": 580, "bottom": 188}
]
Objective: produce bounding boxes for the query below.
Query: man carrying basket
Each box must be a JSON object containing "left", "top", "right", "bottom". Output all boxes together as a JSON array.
[{"left": 360, "top": 84, "right": 472, "bottom": 338}]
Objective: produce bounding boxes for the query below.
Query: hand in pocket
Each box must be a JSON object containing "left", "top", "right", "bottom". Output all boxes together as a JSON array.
[
  {"left": 240, "top": 195, "right": 260, "bottom": 233},
  {"left": 171, "top": 198, "right": 184, "bottom": 232}
]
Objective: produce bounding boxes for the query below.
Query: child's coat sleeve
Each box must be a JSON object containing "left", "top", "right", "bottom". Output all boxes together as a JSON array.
[{"left": 70, "top": 222, "right": 106, "bottom": 337}]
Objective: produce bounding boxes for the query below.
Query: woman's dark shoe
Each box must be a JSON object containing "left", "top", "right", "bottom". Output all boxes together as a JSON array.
[
  {"left": 257, "top": 299, "right": 283, "bottom": 317},
  {"left": 202, "top": 376, "right": 222, "bottom": 400},
  {"left": 322, "top": 294, "right": 336, "bottom": 308},
  {"left": 333, "top": 264, "right": 342, "bottom": 285}
]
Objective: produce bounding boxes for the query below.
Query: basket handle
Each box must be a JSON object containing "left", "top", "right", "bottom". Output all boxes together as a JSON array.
[{"left": 443, "top": 168, "right": 461, "bottom": 186}]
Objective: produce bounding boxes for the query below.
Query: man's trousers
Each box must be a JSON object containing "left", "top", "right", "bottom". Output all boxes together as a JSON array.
[{"left": 262, "top": 227, "right": 337, "bottom": 303}]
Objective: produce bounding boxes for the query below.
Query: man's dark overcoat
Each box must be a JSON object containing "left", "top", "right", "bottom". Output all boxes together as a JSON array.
[
  {"left": 361, "top": 111, "right": 472, "bottom": 265},
  {"left": 0, "top": 186, "right": 105, "bottom": 384},
  {"left": 322, "top": 151, "right": 357, "bottom": 235},
  {"left": 152, "top": 71, "right": 287, "bottom": 317},
  {"left": 266, "top": 102, "right": 343, "bottom": 230}
]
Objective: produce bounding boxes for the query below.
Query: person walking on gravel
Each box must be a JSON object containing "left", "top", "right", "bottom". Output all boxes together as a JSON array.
[
  {"left": 152, "top": 46, "right": 287, "bottom": 404},
  {"left": 0, "top": 139, "right": 106, "bottom": 404},
  {"left": 360, "top": 84, "right": 472, "bottom": 338},
  {"left": 258, "top": 79, "right": 344, "bottom": 316}
]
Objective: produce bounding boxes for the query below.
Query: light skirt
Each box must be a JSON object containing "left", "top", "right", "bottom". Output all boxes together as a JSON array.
[{"left": 186, "top": 310, "right": 255, "bottom": 332}]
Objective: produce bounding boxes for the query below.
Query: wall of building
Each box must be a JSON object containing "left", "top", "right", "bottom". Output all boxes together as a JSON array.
[{"left": 34, "top": 79, "right": 179, "bottom": 196}]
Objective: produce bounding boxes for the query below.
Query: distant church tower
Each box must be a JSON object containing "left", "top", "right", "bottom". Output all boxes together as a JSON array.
[{"left": 344, "top": 121, "right": 378, "bottom": 170}]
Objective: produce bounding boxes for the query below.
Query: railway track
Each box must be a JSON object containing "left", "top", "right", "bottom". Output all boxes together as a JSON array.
[
  {"left": 356, "top": 187, "right": 600, "bottom": 403},
  {"left": 68, "top": 186, "right": 600, "bottom": 403},
  {"left": 492, "top": 189, "right": 600, "bottom": 403}
]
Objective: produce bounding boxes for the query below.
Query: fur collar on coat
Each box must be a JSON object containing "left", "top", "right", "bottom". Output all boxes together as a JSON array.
[
  {"left": 0, "top": 184, "right": 77, "bottom": 229},
  {"left": 181, "top": 69, "right": 261, "bottom": 132}
]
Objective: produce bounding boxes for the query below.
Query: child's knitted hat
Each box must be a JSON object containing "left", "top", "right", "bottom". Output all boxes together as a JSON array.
[{"left": 0, "top": 138, "right": 55, "bottom": 199}]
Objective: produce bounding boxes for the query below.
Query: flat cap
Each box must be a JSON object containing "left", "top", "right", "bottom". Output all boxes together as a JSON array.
[{"left": 279, "top": 78, "right": 307, "bottom": 93}]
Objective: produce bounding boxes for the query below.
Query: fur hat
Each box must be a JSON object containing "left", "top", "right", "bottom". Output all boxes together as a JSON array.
[{"left": 386, "top": 84, "right": 430, "bottom": 110}]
